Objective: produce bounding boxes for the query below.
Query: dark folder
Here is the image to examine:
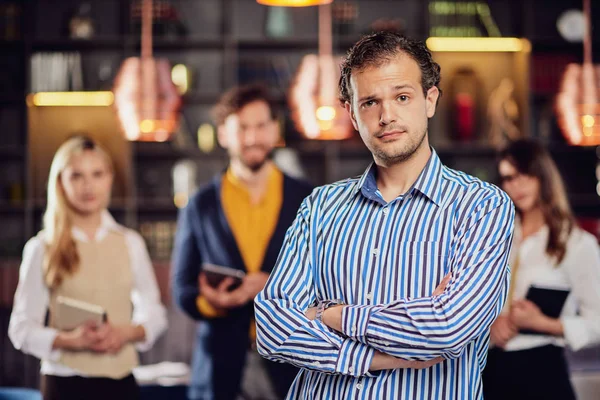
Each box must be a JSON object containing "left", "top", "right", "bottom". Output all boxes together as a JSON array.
[{"left": 519, "top": 285, "right": 570, "bottom": 335}]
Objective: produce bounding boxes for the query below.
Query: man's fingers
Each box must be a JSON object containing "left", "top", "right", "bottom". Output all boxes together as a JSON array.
[
  {"left": 432, "top": 273, "right": 452, "bottom": 296},
  {"left": 218, "top": 277, "right": 235, "bottom": 292}
]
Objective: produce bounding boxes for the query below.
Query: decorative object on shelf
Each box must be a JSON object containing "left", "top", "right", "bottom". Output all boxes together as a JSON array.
[
  {"left": 172, "top": 159, "right": 197, "bottom": 209},
  {"left": 140, "top": 221, "right": 177, "bottom": 261},
  {"left": 428, "top": 1, "right": 501, "bottom": 38},
  {"left": 555, "top": 0, "right": 600, "bottom": 146},
  {"left": 265, "top": 6, "right": 293, "bottom": 38},
  {"left": 69, "top": 2, "right": 95, "bottom": 39},
  {"left": 557, "top": 10, "right": 585, "bottom": 43},
  {"left": 30, "top": 52, "right": 84, "bottom": 92},
  {"left": 289, "top": 3, "right": 353, "bottom": 140},
  {"left": 487, "top": 78, "right": 521, "bottom": 147},
  {"left": 113, "top": 0, "right": 182, "bottom": 142},
  {"left": 448, "top": 67, "right": 479, "bottom": 143},
  {"left": 257, "top": 0, "right": 332, "bottom": 6},
  {"left": 332, "top": 1, "right": 358, "bottom": 36}
]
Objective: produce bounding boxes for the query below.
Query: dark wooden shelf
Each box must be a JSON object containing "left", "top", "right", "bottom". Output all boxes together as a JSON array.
[
  {"left": 0, "top": 40, "right": 23, "bottom": 50},
  {"left": 136, "top": 200, "right": 178, "bottom": 213},
  {"left": 235, "top": 36, "right": 358, "bottom": 51},
  {"left": 31, "top": 38, "right": 124, "bottom": 51},
  {"left": 130, "top": 37, "right": 224, "bottom": 51}
]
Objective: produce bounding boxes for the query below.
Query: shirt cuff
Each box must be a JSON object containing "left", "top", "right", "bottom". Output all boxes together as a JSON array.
[
  {"left": 135, "top": 322, "right": 156, "bottom": 352},
  {"left": 334, "top": 338, "right": 377, "bottom": 377},
  {"left": 28, "top": 326, "right": 60, "bottom": 361},
  {"left": 562, "top": 316, "right": 591, "bottom": 352},
  {"left": 341, "top": 305, "right": 379, "bottom": 344}
]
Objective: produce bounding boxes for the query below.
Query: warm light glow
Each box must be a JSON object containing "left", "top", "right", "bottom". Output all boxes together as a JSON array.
[
  {"left": 197, "top": 124, "right": 216, "bottom": 153},
  {"left": 171, "top": 64, "right": 189, "bottom": 95},
  {"left": 426, "top": 37, "right": 530, "bottom": 52},
  {"left": 582, "top": 114, "right": 596, "bottom": 128},
  {"left": 257, "top": 0, "right": 332, "bottom": 6},
  {"left": 28, "top": 91, "right": 114, "bottom": 107},
  {"left": 140, "top": 119, "right": 155, "bottom": 133},
  {"left": 316, "top": 106, "right": 336, "bottom": 121}
]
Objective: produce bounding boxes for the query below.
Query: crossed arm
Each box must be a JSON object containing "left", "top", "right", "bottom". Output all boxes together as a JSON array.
[{"left": 254, "top": 194, "right": 514, "bottom": 377}]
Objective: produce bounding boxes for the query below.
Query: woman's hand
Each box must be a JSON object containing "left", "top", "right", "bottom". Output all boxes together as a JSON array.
[
  {"left": 52, "top": 321, "right": 101, "bottom": 351},
  {"left": 490, "top": 315, "right": 517, "bottom": 348},
  {"left": 510, "top": 299, "right": 564, "bottom": 336},
  {"left": 510, "top": 299, "right": 546, "bottom": 331},
  {"left": 90, "top": 323, "right": 142, "bottom": 354}
]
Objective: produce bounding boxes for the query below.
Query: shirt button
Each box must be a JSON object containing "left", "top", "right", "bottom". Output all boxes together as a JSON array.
[
  {"left": 382, "top": 208, "right": 389, "bottom": 215},
  {"left": 313, "top": 361, "right": 320, "bottom": 366},
  {"left": 349, "top": 367, "right": 355, "bottom": 374},
  {"left": 351, "top": 327, "right": 357, "bottom": 334},
  {"left": 366, "top": 292, "right": 373, "bottom": 301},
  {"left": 372, "top": 248, "right": 379, "bottom": 256},
  {"left": 356, "top": 384, "right": 363, "bottom": 390}
]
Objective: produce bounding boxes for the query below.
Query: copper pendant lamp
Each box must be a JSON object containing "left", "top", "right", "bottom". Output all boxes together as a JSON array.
[
  {"left": 257, "top": 0, "right": 332, "bottom": 6},
  {"left": 555, "top": 0, "right": 599, "bottom": 146},
  {"left": 289, "top": 3, "right": 353, "bottom": 140},
  {"left": 113, "top": 0, "right": 182, "bottom": 142}
]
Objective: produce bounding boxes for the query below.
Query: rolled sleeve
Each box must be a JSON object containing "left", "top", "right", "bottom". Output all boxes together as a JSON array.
[
  {"left": 335, "top": 338, "right": 377, "bottom": 377},
  {"left": 342, "top": 305, "right": 381, "bottom": 344},
  {"left": 127, "top": 231, "right": 168, "bottom": 352}
]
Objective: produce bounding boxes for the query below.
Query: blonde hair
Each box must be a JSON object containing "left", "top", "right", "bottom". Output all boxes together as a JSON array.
[{"left": 43, "top": 137, "right": 114, "bottom": 288}]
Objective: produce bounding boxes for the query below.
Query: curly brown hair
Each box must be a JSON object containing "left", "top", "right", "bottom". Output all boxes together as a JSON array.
[
  {"left": 211, "top": 84, "right": 278, "bottom": 126},
  {"left": 338, "top": 32, "right": 442, "bottom": 106}
]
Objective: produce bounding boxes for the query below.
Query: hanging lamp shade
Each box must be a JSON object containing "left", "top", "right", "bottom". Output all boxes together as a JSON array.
[
  {"left": 257, "top": 0, "right": 332, "bottom": 7},
  {"left": 289, "top": 3, "right": 353, "bottom": 140},
  {"left": 113, "top": 0, "right": 181, "bottom": 142},
  {"left": 555, "top": 0, "right": 600, "bottom": 146}
]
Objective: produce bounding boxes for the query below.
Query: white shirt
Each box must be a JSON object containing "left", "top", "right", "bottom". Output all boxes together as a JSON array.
[
  {"left": 503, "top": 223, "right": 600, "bottom": 352},
  {"left": 8, "top": 211, "right": 168, "bottom": 377}
]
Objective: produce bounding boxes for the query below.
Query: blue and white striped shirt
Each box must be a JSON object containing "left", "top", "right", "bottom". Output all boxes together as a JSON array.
[{"left": 255, "top": 150, "right": 514, "bottom": 399}]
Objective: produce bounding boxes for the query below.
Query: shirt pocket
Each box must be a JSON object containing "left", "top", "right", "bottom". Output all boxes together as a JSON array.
[{"left": 396, "top": 241, "right": 450, "bottom": 297}]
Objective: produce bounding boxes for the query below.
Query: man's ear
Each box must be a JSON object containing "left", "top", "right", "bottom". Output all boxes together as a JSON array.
[
  {"left": 216, "top": 125, "right": 228, "bottom": 149},
  {"left": 426, "top": 86, "right": 440, "bottom": 119},
  {"left": 344, "top": 101, "right": 359, "bottom": 131}
]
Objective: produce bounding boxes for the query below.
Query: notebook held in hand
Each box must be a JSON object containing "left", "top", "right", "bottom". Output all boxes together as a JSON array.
[{"left": 520, "top": 285, "right": 570, "bottom": 335}]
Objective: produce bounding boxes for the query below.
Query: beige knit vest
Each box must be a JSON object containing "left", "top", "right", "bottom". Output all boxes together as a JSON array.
[{"left": 48, "top": 230, "right": 139, "bottom": 379}]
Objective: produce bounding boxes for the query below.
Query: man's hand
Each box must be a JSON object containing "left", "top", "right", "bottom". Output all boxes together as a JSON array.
[
  {"left": 199, "top": 273, "right": 250, "bottom": 310},
  {"left": 433, "top": 272, "right": 452, "bottom": 296},
  {"left": 240, "top": 272, "right": 270, "bottom": 300},
  {"left": 490, "top": 314, "right": 517, "bottom": 348}
]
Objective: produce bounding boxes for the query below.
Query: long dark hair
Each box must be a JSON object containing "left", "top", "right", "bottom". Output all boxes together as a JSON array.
[{"left": 498, "top": 139, "right": 575, "bottom": 264}]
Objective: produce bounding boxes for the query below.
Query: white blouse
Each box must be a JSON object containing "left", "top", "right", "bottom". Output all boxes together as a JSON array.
[
  {"left": 8, "top": 211, "right": 168, "bottom": 377},
  {"left": 503, "top": 223, "right": 600, "bottom": 352}
]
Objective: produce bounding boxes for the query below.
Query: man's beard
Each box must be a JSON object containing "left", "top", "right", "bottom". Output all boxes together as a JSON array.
[
  {"left": 371, "top": 126, "right": 428, "bottom": 166},
  {"left": 237, "top": 146, "right": 273, "bottom": 172}
]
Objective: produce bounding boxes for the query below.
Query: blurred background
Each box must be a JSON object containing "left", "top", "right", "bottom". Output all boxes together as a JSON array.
[{"left": 0, "top": 0, "right": 599, "bottom": 397}]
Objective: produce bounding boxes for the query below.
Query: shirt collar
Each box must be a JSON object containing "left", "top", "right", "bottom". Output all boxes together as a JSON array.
[
  {"left": 71, "top": 210, "right": 123, "bottom": 243},
  {"left": 354, "top": 148, "right": 444, "bottom": 207}
]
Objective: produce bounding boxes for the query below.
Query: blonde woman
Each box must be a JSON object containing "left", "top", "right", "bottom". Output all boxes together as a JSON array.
[
  {"left": 9, "top": 137, "right": 167, "bottom": 400},
  {"left": 483, "top": 139, "right": 600, "bottom": 399}
]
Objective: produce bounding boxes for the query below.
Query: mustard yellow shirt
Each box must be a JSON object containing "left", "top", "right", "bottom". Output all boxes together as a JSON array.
[{"left": 197, "top": 165, "right": 283, "bottom": 318}]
